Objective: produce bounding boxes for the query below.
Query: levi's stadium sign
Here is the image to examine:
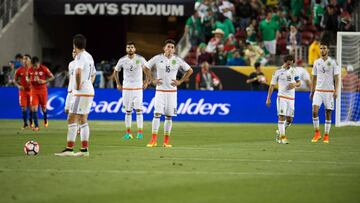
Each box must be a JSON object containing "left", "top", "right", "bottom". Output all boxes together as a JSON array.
[{"left": 34, "top": 0, "right": 194, "bottom": 16}]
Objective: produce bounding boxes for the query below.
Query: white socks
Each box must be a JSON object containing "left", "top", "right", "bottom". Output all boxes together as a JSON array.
[
  {"left": 278, "top": 120, "right": 286, "bottom": 136},
  {"left": 152, "top": 117, "right": 160, "bottom": 134},
  {"left": 164, "top": 119, "right": 172, "bottom": 135}
]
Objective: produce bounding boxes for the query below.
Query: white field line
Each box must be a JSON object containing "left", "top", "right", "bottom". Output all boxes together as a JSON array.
[{"left": 0, "top": 168, "right": 358, "bottom": 177}]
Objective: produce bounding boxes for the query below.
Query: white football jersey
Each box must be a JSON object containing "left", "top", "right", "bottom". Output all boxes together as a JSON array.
[
  {"left": 295, "top": 67, "right": 310, "bottom": 90},
  {"left": 114, "top": 54, "right": 147, "bottom": 88},
  {"left": 67, "top": 60, "right": 76, "bottom": 92},
  {"left": 312, "top": 57, "right": 340, "bottom": 91},
  {"left": 72, "top": 50, "right": 96, "bottom": 96},
  {"left": 145, "top": 54, "right": 191, "bottom": 91},
  {"left": 271, "top": 67, "right": 300, "bottom": 99}
]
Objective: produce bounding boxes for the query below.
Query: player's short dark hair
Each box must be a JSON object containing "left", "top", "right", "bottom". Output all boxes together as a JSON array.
[
  {"left": 164, "top": 39, "right": 176, "bottom": 46},
  {"left": 320, "top": 41, "right": 329, "bottom": 48},
  {"left": 73, "top": 34, "right": 87, "bottom": 49},
  {"left": 126, "top": 41, "right": 136, "bottom": 46},
  {"left": 23, "top": 54, "right": 31, "bottom": 59},
  {"left": 31, "top": 56, "right": 40, "bottom": 65},
  {"left": 15, "top": 53, "right": 22, "bottom": 59},
  {"left": 254, "top": 62, "right": 261, "bottom": 68},
  {"left": 284, "top": 55, "right": 294, "bottom": 62}
]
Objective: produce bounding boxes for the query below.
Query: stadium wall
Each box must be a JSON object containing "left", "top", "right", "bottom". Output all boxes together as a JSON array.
[{"left": 0, "top": 87, "right": 334, "bottom": 123}]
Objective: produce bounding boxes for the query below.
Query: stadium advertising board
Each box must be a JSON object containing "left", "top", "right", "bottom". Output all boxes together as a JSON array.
[
  {"left": 0, "top": 87, "right": 334, "bottom": 123},
  {"left": 34, "top": 0, "right": 194, "bottom": 16}
]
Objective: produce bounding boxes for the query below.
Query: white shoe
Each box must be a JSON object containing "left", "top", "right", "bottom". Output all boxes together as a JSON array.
[
  {"left": 74, "top": 149, "right": 89, "bottom": 157},
  {"left": 54, "top": 149, "right": 75, "bottom": 157},
  {"left": 275, "top": 130, "right": 281, "bottom": 144}
]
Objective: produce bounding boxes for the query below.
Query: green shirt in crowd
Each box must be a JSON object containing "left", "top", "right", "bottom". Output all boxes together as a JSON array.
[{"left": 259, "top": 19, "right": 279, "bottom": 41}]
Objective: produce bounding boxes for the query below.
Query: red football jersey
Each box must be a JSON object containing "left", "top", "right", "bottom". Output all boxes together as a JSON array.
[
  {"left": 14, "top": 67, "right": 31, "bottom": 91},
  {"left": 29, "top": 65, "right": 53, "bottom": 91}
]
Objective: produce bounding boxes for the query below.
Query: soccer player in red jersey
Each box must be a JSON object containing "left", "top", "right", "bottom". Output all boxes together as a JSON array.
[
  {"left": 28, "top": 57, "right": 54, "bottom": 130},
  {"left": 14, "top": 54, "right": 33, "bottom": 129}
]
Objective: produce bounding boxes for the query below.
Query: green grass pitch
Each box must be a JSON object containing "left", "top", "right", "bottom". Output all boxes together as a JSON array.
[{"left": 0, "top": 119, "right": 359, "bottom": 203}]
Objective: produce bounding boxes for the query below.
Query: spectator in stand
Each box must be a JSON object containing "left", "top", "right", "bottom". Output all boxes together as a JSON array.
[
  {"left": 214, "top": 45, "right": 227, "bottom": 65},
  {"left": 223, "top": 34, "right": 238, "bottom": 60},
  {"left": 286, "top": 25, "right": 301, "bottom": 57},
  {"left": 202, "top": 9, "right": 215, "bottom": 42},
  {"left": 249, "top": 0, "right": 264, "bottom": 17},
  {"left": 321, "top": 4, "right": 338, "bottom": 45},
  {"left": 244, "top": 42, "right": 267, "bottom": 66},
  {"left": 195, "top": 61, "right": 223, "bottom": 90},
  {"left": 184, "top": 11, "right": 204, "bottom": 46},
  {"left": 226, "top": 50, "right": 246, "bottom": 66},
  {"left": 236, "top": 0, "right": 254, "bottom": 29},
  {"left": 218, "top": 0, "right": 235, "bottom": 22},
  {"left": 206, "top": 28, "right": 225, "bottom": 53},
  {"left": 246, "top": 62, "right": 267, "bottom": 91},
  {"left": 339, "top": 11, "right": 354, "bottom": 31},
  {"left": 294, "top": 60, "right": 311, "bottom": 91},
  {"left": 214, "top": 13, "right": 235, "bottom": 39},
  {"left": 9, "top": 53, "right": 23, "bottom": 70},
  {"left": 197, "top": 42, "right": 213, "bottom": 65},
  {"left": 259, "top": 10, "right": 280, "bottom": 64},
  {"left": 290, "top": 0, "right": 304, "bottom": 17},
  {"left": 195, "top": 0, "right": 212, "bottom": 23},
  {"left": 308, "top": 36, "right": 321, "bottom": 66},
  {"left": 313, "top": 0, "right": 325, "bottom": 30},
  {"left": 245, "top": 19, "right": 258, "bottom": 44}
]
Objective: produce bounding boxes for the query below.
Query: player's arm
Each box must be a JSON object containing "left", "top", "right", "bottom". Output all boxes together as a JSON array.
[
  {"left": 75, "top": 68, "right": 82, "bottom": 90},
  {"left": 172, "top": 67, "right": 193, "bottom": 87},
  {"left": 45, "top": 70, "right": 55, "bottom": 84},
  {"left": 13, "top": 71, "right": 24, "bottom": 90},
  {"left": 113, "top": 69, "right": 122, "bottom": 90},
  {"left": 310, "top": 75, "right": 317, "bottom": 100},
  {"left": 142, "top": 65, "right": 150, "bottom": 89},
  {"left": 266, "top": 84, "right": 275, "bottom": 107},
  {"left": 334, "top": 74, "right": 339, "bottom": 99}
]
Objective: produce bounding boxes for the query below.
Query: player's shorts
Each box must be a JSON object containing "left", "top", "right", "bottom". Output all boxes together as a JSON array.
[
  {"left": 122, "top": 89, "right": 143, "bottom": 112},
  {"left": 263, "top": 39, "right": 276, "bottom": 55},
  {"left": 154, "top": 90, "right": 177, "bottom": 117},
  {"left": 69, "top": 95, "right": 94, "bottom": 115},
  {"left": 277, "top": 96, "right": 295, "bottom": 117},
  {"left": 19, "top": 90, "right": 32, "bottom": 107},
  {"left": 30, "top": 90, "right": 48, "bottom": 108},
  {"left": 313, "top": 91, "right": 334, "bottom": 110},
  {"left": 65, "top": 92, "right": 73, "bottom": 112}
]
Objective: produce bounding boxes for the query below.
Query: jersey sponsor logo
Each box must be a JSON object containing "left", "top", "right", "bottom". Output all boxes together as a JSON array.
[{"left": 65, "top": 3, "right": 184, "bottom": 16}]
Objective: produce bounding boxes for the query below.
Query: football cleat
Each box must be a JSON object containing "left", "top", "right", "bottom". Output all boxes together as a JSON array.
[
  {"left": 22, "top": 124, "right": 29, "bottom": 130},
  {"left": 122, "top": 133, "right": 133, "bottom": 139},
  {"left": 146, "top": 140, "right": 157, "bottom": 147},
  {"left": 44, "top": 120, "right": 48, "bottom": 128},
  {"left": 136, "top": 133, "right": 143, "bottom": 139},
  {"left": 74, "top": 148, "right": 89, "bottom": 157},
  {"left": 54, "top": 148, "right": 75, "bottom": 157},
  {"left": 163, "top": 143, "right": 173, "bottom": 148},
  {"left": 311, "top": 131, "right": 321, "bottom": 143},
  {"left": 280, "top": 135, "right": 289, "bottom": 144},
  {"left": 275, "top": 130, "right": 281, "bottom": 143},
  {"left": 323, "top": 134, "right": 329, "bottom": 143},
  {"left": 32, "top": 127, "right": 40, "bottom": 131}
]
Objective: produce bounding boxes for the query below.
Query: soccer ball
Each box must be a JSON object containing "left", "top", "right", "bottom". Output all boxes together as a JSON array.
[{"left": 24, "top": 141, "right": 40, "bottom": 155}]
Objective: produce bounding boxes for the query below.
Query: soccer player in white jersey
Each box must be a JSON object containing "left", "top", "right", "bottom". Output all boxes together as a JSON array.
[
  {"left": 266, "top": 55, "right": 301, "bottom": 144},
  {"left": 144, "top": 39, "right": 193, "bottom": 147},
  {"left": 64, "top": 50, "right": 76, "bottom": 114},
  {"left": 114, "top": 41, "right": 148, "bottom": 140},
  {"left": 310, "top": 41, "right": 340, "bottom": 143},
  {"left": 55, "top": 34, "right": 96, "bottom": 156}
]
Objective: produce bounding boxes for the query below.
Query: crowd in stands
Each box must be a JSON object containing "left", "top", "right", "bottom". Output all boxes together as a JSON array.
[
  {"left": 184, "top": 0, "right": 356, "bottom": 66},
  {"left": 1, "top": 0, "right": 358, "bottom": 91}
]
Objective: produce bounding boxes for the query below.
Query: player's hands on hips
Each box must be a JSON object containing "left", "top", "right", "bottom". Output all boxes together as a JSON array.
[
  {"left": 309, "top": 92, "right": 314, "bottom": 100},
  {"left": 152, "top": 79, "right": 162, "bottom": 85},
  {"left": 17, "top": 85, "right": 24, "bottom": 90},
  {"left": 287, "top": 83, "right": 296, "bottom": 90},
  {"left": 143, "top": 81, "right": 148, "bottom": 89},
  {"left": 333, "top": 91, "right": 338, "bottom": 99},
  {"left": 116, "top": 84, "right": 122, "bottom": 91},
  {"left": 266, "top": 98, "right": 271, "bottom": 107},
  {"left": 38, "top": 79, "right": 46, "bottom": 84},
  {"left": 171, "top": 79, "right": 181, "bottom": 87}
]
